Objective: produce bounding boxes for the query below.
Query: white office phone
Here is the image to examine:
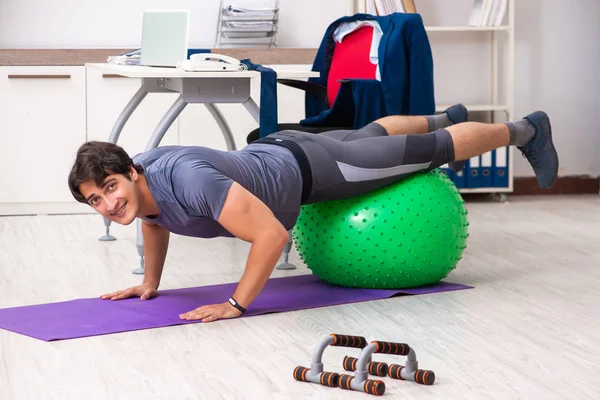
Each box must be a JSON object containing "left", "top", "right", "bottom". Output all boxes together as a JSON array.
[{"left": 177, "top": 53, "right": 247, "bottom": 72}]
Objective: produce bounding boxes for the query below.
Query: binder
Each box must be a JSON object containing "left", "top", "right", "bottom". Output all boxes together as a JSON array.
[
  {"left": 480, "top": 151, "right": 493, "bottom": 187},
  {"left": 453, "top": 167, "right": 466, "bottom": 188},
  {"left": 439, "top": 163, "right": 454, "bottom": 181},
  {"left": 492, "top": 147, "right": 509, "bottom": 187},
  {"left": 466, "top": 156, "right": 482, "bottom": 188}
]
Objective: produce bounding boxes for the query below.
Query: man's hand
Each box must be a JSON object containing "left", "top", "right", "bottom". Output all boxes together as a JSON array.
[
  {"left": 100, "top": 283, "right": 158, "bottom": 301},
  {"left": 179, "top": 302, "right": 241, "bottom": 323}
]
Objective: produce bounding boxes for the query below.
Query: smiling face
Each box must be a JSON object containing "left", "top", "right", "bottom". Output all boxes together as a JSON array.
[
  {"left": 78, "top": 168, "right": 142, "bottom": 225},
  {"left": 68, "top": 141, "right": 149, "bottom": 226}
]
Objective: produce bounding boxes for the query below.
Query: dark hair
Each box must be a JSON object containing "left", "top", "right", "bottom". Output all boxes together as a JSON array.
[{"left": 68, "top": 141, "right": 144, "bottom": 204}]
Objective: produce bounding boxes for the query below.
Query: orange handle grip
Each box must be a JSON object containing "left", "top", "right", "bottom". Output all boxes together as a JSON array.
[
  {"left": 413, "top": 369, "right": 436, "bottom": 385},
  {"left": 338, "top": 374, "right": 355, "bottom": 390},
  {"left": 368, "top": 361, "right": 389, "bottom": 377},
  {"left": 363, "top": 379, "right": 386, "bottom": 396},
  {"left": 319, "top": 371, "right": 340, "bottom": 387},
  {"left": 372, "top": 341, "right": 410, "bottom": 355},
  {"left": 388, "top": 363, "right": 404, "bottom": 380},
  {"left": 293, "top": 366, "right": 310, "bottom": 382},
  {"left": 330, "top": 334, "right": 367, "bottom": 348},
  {"left": 388, "top": 364, "right": 435, "bottom": 385},
  {"left": 343, "top": 355, "right": 357, "bottom": 371},
  {"left": 343, "top": 356, "right": 388, "bottom": 377}
]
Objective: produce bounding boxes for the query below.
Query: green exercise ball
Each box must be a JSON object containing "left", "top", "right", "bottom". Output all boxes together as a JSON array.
[{"left": 293, "top": 169, "right": 469, "bottom": 289}]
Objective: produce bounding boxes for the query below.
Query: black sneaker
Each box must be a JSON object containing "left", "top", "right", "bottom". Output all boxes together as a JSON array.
[{"left": 519, "top": 111, "right": 559, "bottom": 188}]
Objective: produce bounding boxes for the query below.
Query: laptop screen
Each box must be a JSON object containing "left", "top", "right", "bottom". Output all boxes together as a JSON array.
[{"left": 140, "top": 10, "right": 190, "bottom": 67}]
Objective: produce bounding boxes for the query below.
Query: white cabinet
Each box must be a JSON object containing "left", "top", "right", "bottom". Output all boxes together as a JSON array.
[
  {"left": 0, "top": 64, "right": 312, "bottom": 215},
  {"left": 86, "top": 68, "right": 180, "bottom": 158},
  {"left": 0, "top": 66, "right": 87, "bottom": 212}
]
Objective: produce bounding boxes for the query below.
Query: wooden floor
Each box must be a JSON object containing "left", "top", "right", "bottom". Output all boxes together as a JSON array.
[{"left": 1, "top": 195, "right": 599, "bottom": 400}]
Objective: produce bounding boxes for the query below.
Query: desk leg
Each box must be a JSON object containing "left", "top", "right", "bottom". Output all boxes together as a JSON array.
[
  {"left": 242, "top": 97, "right": 260, "bottom": 124},
  {"left": 133, "top": 95, "right": 188, "bottom": 275},
  {"left": 108, "top": 87, "right": 148, "bottom": 144},
  {"left": 242, "top": 97, "right": 296, "bottom": 270},
  {"left": 276, "top": 230, "right": 297, "bottom": 270},
  {"left": 100, "top": 86, "right": 148, "bottom": 242},
  {"left": 144, "top": 95, "right": 188, "bottom": 150},
  {"left": 204, "top": 103, "right": 237, "bottom": 151}
]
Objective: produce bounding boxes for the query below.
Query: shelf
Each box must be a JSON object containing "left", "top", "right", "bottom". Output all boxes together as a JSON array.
[
  {"left": 221, "top": 27, "right": 276, "bottom": 33},
  {"left": 436, "top": 104, "right": 509, "bottom": 112},
  {"left": 218, "top": 37, "right": 276, "bottom": 45},
  {"left": 216, "top": 0, "right": 279, "bottom": 48},
  {"left": 425, "top": 25, "right": 510, "bottom": 32},
  {"left": 222, "top": 14, "right": 277, "bottom": 22},
  {"left": 223, "top": 32, "right": 275, "bottom": 39}
]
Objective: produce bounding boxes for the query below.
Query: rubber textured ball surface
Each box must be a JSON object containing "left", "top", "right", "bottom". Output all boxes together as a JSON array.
[{"left": 293, "top": 169, "right": 469, "bottom": 289}]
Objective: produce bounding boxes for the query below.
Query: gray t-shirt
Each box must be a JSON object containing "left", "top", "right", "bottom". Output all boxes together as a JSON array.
[{"left": 132, "top": 143, "right": 303, "bottom": 238}]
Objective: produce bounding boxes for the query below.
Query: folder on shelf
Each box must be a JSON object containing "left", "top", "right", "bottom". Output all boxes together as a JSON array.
[
  {"left": 453, "top": 167, "right": 466, "bottom": 188},
  {"left": 466, "top": 156, "right": 482, "bottom": 188},
  {"left": 481, "top": 151, "right": 493, "bottom": 187},
  {"left": 439, "top": 163, "right": 454, "bottom": 181},
  {"left": 492, "top": 147, "right": 509, "bottom": 187}
]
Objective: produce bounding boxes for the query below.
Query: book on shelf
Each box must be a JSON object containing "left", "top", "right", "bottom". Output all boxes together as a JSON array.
[
  {"left": 468, "top": 0, "right": 507, "bottom": 27},
  {"left": 365, "top": 0, "right": 417, "bottom": 16}
]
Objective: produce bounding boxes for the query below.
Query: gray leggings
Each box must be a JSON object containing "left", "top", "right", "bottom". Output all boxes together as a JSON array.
[{"left": 264, "top": 123, "right": 455, "bottom": 204}]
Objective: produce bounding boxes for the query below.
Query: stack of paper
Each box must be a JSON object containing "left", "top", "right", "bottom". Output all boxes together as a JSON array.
[
  {"left": 107, "top": 49, "right": 141, "bottom": 65},
  {"left": 228, "top": 21, "right": 274, "bottom": 28},
  {"left": 225, "top": 5, "right": 277, "bottom": 17}
]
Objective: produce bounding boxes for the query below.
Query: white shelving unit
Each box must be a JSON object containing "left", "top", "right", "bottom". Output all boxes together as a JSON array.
[
  {"left": 429, "top": 1, "right": 515, "bottom": 194},
  {"left": 215, "top": 0, "right": 280, "bottom": 48},
  {"left": 348, "top": 0, "right": 516, "bottom": 195}
]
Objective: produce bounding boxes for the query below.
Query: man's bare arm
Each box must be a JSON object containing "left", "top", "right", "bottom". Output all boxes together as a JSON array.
[
  {"left": 141, "top": 220, "right": 170, "bottom": 289},
  {"left": 100, "top": 220, "right": 170, "bottom": 301},
  {"left": 217, "top": 182, "right": 290, "bottom": 308}
]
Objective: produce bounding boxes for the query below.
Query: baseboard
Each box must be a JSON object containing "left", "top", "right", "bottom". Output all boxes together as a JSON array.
[
  {"left": 513, "top": 176, "right": 599, "bottom": 195},
  {"left": 0, "top": 202, "right": 94, "bottom": 216}
]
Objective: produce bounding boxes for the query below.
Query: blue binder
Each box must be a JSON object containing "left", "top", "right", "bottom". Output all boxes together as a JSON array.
[
  {"left": 439, "top": 164, "right": 454, "bottom": 181},
  {"left": 453, "top": 167, "right": 466, "bottom": 188},
  {"left": 492, "top": 147, "right": 509, "bottom": 187},
  {"left": 480, "top": 151, "right": 493, "bottom": 187},
  {"left": 466, "top": 156, "right": 482, "bottom": 188}
]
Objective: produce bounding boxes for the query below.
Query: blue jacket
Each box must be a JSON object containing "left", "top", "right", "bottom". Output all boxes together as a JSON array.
[
  {"left": 241, "top": 59, "right": 279, "bottom": 138},
  {"left": 301, "top": 13, "right": 435, "bottom": 128}
]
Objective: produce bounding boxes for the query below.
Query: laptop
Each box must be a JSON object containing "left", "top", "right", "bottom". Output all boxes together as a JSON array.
[{"left": 140, "top": 10, "right": 190, "bottom": 67}]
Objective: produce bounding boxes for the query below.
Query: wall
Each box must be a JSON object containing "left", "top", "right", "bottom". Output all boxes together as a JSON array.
[
  {"left": 1, "top": 0, "right": 598, "bottom": 177},
  {"left": 415, "top": 0, "right": 600, "bottom": 177},
  {"left": 0, "top": 0, "right": 346, "bottom": 49}
]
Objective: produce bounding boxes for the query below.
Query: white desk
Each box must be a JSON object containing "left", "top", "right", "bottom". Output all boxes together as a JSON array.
[
  {"left": 86, "top": 63, "right": 318, "bottom": 151},
  {"left": 85, "top": 63, "right": 319, "bottom": 273}
]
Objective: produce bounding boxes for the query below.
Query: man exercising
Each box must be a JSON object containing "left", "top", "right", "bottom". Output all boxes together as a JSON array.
[{"left": 68, "top": 105, "right": 558, "bottom": 323}]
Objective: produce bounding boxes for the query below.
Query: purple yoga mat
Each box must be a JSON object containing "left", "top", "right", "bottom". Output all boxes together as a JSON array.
[{"left": 0, "top": 274, "right": 471, "bottom": 341}]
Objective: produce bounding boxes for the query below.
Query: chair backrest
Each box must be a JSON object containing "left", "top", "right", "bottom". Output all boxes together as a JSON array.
[
  {"left": 303, "top": 13, "right": 435, "bottom": 125},
  {"left": 326, "top": 25, "right": 378, "bottom": 107}
]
